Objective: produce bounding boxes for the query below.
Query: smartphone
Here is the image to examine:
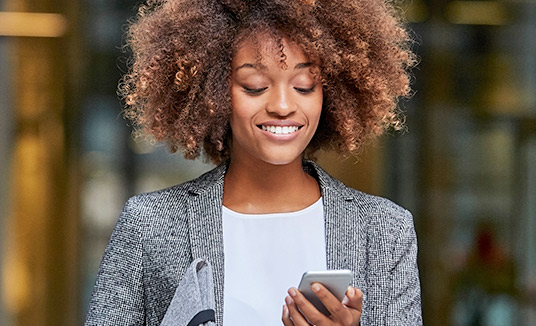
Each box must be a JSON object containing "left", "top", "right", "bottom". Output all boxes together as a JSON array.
[{"left": 297, "top": 270, "right": 354, "bottom": 316}]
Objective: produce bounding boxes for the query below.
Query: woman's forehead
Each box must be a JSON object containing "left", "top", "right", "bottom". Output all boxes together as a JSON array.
[{"left": 232, "top": 34, "right": 311, "bottom": 69}]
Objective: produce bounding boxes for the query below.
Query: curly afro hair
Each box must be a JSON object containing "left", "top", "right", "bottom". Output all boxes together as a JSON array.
[{"left": 120, "top": 0, "right": 416, "bottom": 164}]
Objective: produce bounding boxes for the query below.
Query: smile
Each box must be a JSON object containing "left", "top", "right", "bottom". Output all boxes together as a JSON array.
[{"left": 260, "top": 125, "right": 301, "bottom": 135}]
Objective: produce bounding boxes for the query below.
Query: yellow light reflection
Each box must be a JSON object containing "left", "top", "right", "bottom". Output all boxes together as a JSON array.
[
  {"left": 404, "top": 0, "right": 430, "bottom": 23},
  {"left": 446, "top": 1, "right": 510, "bottom": 26},
  {"left": 0, "top": 12, "right": 68, "bottom": 37},
  {"left": 2, "top": 248, "right": 31, "bottom": 314}
]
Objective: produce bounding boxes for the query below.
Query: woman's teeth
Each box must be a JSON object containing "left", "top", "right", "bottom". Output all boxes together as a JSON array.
[{"left": 261, "top": 125, "right": 300, "bottom": 135}]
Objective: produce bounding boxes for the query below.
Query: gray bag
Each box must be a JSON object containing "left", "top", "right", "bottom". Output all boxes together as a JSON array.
[{"left": 160, "top": 258, "right": 216, "bottom": 326}]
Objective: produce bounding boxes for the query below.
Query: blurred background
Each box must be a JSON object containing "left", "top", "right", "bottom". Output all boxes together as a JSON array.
[{"left": 1, "top": 0, "right": 535, "bottom": 325}]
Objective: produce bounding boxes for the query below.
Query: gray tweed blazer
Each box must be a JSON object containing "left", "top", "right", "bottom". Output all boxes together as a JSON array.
[{"left": 85, "top": 160, "right": 422, "bottom": 325}]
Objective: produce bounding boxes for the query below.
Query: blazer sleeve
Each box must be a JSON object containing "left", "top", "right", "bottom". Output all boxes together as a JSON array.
[
  {"left": 385, "top": 211, "right": 423, "bottom": 325},
  {"left": 85, "top": 198, "right": 145, "bottom": 325}
]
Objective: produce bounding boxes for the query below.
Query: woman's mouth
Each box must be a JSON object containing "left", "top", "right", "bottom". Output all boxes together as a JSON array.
[{"left": 260, "top": 125, "right": 301, "bottom": 135}]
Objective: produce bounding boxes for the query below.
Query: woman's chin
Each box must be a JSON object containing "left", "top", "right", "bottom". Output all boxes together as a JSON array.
[{"left": 257, "top": 151, "right": 306, "bottom": 166}]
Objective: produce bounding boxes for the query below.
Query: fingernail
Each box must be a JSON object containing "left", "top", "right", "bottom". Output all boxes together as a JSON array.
[
  {"left": 282, "top": 304, "right": 288, "bottom": 315},
  {"left": 348, "top": 286, "right": 355, "bottom": 297},
  {"left": 342, "top": 296, "right": 350, "bottom": 305},
  {"left": 312, "top": 283, "right": 320, "bottom": 292},
  {"left": 285, "top": 296, "right": 293, "bottom": 305},
  {"left": 289, "top": 288, "right": 297, "bottom": 297}
]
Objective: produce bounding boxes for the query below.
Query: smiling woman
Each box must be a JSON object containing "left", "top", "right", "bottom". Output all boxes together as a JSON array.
[
  {"left": 85, "top": 1, "right": 421, "bottom": 325},
  {"left": 119, "top": 0, "right": 415, "bottom": 163},
  {"left": 229, "top": 36, "right": 322, "bottom": 168},
  {"left": 223, "top": 35, "right": 323, "bottom": 216}
]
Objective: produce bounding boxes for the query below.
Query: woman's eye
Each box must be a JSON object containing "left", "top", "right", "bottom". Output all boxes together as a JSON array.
[
  {"left": 243, "top": 86, "right": 268, "bottom": 94},
  {"left": 294, "top": 85, "right": 316, "bottom": 94}
]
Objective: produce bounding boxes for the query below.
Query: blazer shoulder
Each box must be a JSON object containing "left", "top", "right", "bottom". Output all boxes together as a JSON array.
[
  {"left": 126, "top": 162, "right": 226, "bottom": 209},
  {"left": 308, "top": 159, "right": 412, "bottom": 224},
  {"left": 118, "top": 163, "right": 226, "bottom": 236},
  {"left": 348, "top": 187, "right": 413, "bottom": 227},
  {"left": 342, "top": 188, "right": 417, "bottom": 258},
  {"left": 351, "top": 189, "right": 411, "bottom": 219}
]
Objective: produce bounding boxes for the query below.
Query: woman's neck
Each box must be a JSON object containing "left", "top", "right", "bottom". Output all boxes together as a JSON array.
[{"left": 222, "top": 156, "right": 321, "bottom": 214}]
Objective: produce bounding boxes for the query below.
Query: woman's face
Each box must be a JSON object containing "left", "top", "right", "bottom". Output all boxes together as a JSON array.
[{"left": 230, "top": 35, "right": 323, "bottom": 166}]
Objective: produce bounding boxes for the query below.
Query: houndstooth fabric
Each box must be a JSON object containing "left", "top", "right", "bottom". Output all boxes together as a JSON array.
[{"left": 85, "top": 160, "right": 423, "bottom": 325}]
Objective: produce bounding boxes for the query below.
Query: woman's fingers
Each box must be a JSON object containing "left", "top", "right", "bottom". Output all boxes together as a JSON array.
[
  {"left": 282, "top": 304, "right": 294, "bottom": 326},
  {"left": 284, "top": 285, "right": 363, "bottom": 325},
  {"left": 336, "top": 286, "right": 363, "bottom": 325},
  {"left": 342, "top": 286, "right": 363, "bottom": 312},
  {"left": 291, "top": 284, "right": 363, "bottom": 325},
  {"left": 284, "top": 295, "right": 312, "bottom": 325},
  {"left": 309, "top": 283, "right": 348, "bottom": 317},
  {"left": 287, "top": 287, "right": 330, "bottom": 325}
]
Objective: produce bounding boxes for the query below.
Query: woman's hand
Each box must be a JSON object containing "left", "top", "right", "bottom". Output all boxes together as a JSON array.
[{"left": 281, "top": 283, "right": 362, "bottom": 326}]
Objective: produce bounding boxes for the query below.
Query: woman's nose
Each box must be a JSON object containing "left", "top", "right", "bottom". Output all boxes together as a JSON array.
[{"left": 266, "top": 87, "right": 295, "bottom": 117}]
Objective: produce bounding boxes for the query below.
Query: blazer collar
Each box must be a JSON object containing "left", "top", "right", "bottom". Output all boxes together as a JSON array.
[
  {"left": 184, "top": 159, "right": 354, "bottom": 197},
  {"left": 305, "top": 160, "right": 358, "bottom": 270}
]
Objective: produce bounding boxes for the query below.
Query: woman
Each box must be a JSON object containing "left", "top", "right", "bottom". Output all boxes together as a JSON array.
[{"left": 86, "top": 0, "right": 421, "bottom": 325}]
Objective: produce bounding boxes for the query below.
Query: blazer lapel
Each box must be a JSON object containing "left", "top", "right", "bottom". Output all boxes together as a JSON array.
[
  {"left": 308, "top": 161, "right": 361, "bottom": 271},
  {"left": 323, "top": 187, "right": 354, "bottom": 270},
  {"left": 186, "top": 164, "right": 227, "bottom": 324}
]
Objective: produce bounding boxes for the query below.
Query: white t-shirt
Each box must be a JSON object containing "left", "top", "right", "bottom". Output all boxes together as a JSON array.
[{"left": 222, "top": 198, "right": 326, "bottom": 326}]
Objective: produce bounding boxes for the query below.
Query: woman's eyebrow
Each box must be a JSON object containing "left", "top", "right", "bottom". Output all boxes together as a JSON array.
[
  {"left": 294, "top": 62, "right": 314, "bottom": 70},
  {"left": 234, "top": 63, "right": 267, "bottom": 71},
  {"left": 235, "top": 62, "right": 314, "bottom": 71}
]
